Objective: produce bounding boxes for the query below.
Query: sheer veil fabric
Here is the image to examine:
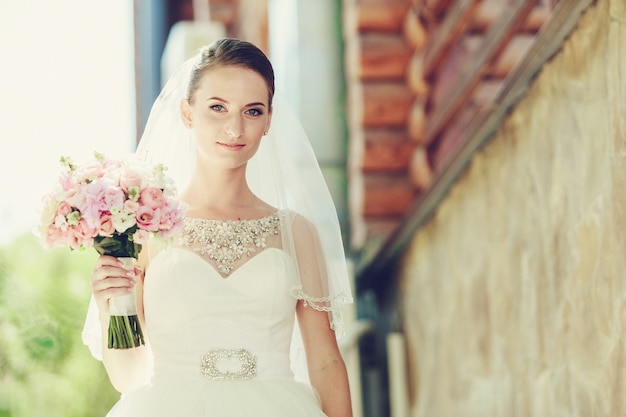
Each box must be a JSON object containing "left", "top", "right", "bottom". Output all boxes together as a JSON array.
[{"left": 82, "top": 50, "right": 353, "bottom": 384}]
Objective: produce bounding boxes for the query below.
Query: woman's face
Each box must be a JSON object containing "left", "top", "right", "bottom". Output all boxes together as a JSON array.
[{"left": 181, "top": 65, "right": 272, "bottom": 171}]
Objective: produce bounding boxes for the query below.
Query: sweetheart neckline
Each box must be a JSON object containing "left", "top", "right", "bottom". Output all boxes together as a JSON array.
[{"left": 163, "top": 246, "right": 294, "bottom": 280}]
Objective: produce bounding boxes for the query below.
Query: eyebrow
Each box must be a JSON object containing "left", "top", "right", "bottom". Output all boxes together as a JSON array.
[{"left": 207, "top": 97, "right": 267, "bottom": 107}]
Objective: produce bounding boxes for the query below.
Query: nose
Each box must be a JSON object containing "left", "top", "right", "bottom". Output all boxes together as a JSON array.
[{"left": 225, "top": 113, "right": 243, "bottom": 138}]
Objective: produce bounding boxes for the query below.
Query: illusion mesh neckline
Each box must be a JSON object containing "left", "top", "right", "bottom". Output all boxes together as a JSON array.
[{"left": 179, "top": 213, "right": 281, "bottom": 277}]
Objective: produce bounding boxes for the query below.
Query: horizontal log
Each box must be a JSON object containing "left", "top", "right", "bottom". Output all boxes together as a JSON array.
[
  {"left": 356, "top": 0, "right": 412, "bottom": 31},
  {"left": 409, "top": 146, "right": 433, "bottom": 190},
  {"left": 362, "top": 128, "right": 416, "bottom": 171},
  {"left": 351, "top": 33, "right": 413, "bottom": 80},
  {"left": 360, "top": 82, "right": 416, "bottom": 127},
  {"left": 363, "top": 174, "right": 417, "bottom": 217}
]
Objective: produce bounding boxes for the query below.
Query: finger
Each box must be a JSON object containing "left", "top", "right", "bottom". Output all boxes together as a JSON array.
[
  {"left": 94, "top": 287, "right": 137, "bottom": 309},
  {"left": 94, "top": 255, "right": 125, "bottom": 269},
  {"left": 92, "top": 276, "right": 136, "bottom": 293},
  {"left": 91, "top": 263, "right": 136, "bottom": 284}
]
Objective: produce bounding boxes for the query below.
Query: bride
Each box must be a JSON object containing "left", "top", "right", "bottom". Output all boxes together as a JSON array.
[{"left": 84, "top": 38, "right": 354, "bottom": 416}]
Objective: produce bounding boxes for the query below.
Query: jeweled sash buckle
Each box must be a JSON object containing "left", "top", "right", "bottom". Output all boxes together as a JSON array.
[{"left": 201, "top": 348, "right": 257, "bottom": 380}]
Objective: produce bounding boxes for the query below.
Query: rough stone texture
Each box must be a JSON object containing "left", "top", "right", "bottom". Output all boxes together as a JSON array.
[{"left": 400, "top": 1, "right": 626, "bottom": 415}]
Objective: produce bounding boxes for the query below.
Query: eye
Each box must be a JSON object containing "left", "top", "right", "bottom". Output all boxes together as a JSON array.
[
  {"left": 246, "top": 108, "right": 263, "bottom": 116},
  {"left": 210, "top": 104, "right": 225, "bottom": 112}
]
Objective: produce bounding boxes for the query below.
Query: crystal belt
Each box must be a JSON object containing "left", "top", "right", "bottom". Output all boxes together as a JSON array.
[{"left": 201, "top": 348, "right": 257, "bottom": 380}]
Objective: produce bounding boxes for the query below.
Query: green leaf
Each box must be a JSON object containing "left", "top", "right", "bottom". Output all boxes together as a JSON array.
[{"left": 93, "top": 234, "right": 140, "bottom": 259}]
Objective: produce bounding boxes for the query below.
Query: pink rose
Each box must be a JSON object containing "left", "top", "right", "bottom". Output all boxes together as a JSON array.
[
  {"left": 133, "top": 229, "right": 150, "bottom": 245},
  {"left": 73, "top": 162, "right": 104, "bottom": 184},
  {"left": 119, "top": 169, "right": 144, "bottom": 192},
  {"left": 67, "top": 230, "right": 82, "bottom": 250},
  {"left": 140, "top": 187, "right": 165, "bottom": 209},
  {"left": 124, "top": 199, "right": 140, "bottom": 213},
  {"left": 66, "top": 219, "right": 97, "bottom": 249},
  {"left": 45, "top": 224, "right": 69, "bottom": 248},
  {"left": 136, "top": 206, "right": 161, "bottom": 232},
  {"left": 99, "top": 214, "right": 115, "bottom": 237},
  {"left": 65, "top": 188, "right": 85, "bottom": 211},
  {"left": 57, "top": 202, "right": 72, "bottom": 217},
  {"left": 102, "top": 158, "right": 123, "bottom": 170},
  {"left": 76, "top": 218, "right": 99, "bottom": 238}
]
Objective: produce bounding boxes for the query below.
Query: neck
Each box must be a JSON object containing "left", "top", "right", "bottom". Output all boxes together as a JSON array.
[{"left": 181, "top": 164, "right": 255, "bottom": 213}]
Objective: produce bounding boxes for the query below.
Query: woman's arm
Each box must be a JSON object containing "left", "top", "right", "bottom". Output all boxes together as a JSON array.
[
  {"left": 90, "top": 252, "right": 151, "bottom": 393},
  {"left": 297, "top": 302, "right": 353, "bottom": 417},
  {"left": 292, "top": 215, "right": 353, "bottom": 417}
]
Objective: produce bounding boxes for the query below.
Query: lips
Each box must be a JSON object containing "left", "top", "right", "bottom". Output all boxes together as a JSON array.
[{"left": 217, "top": 142, "right": 245, "bottom": 150}]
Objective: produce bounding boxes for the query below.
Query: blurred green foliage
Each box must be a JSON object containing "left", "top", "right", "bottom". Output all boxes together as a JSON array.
[{"left": 0, "top": 233, "right": 119, "bottom": 417}]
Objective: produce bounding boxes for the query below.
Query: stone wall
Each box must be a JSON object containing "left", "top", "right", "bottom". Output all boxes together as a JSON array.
[{"left": 400, "top": 0, "right": 626, "bottom": 415}]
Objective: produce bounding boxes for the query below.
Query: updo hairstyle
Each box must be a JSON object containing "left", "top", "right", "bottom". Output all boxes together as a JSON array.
[{"left": 185, "top": 38, "right": 275, "bottom": 108}]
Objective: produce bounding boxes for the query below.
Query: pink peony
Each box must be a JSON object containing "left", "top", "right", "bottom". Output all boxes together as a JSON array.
[
  {"left": 81, "top": 180, "right": 125, "bottom": 227},
  {"left": 158, "top": 198, "right": 184, "bottom": 236}
]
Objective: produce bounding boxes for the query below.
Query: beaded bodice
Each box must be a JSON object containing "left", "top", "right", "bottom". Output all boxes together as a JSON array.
[{"left": 179, "top": 213, "right": 281, "bottom": 277}]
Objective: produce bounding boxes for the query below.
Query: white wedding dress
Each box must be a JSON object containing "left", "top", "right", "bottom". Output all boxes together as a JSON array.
[{"left": 105, "top": 214, "right": 328, "bottom": 416}]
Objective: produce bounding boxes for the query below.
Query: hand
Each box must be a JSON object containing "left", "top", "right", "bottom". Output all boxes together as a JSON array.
[{"left": 90, "top": 255, "right": 138, "bottom": 317}]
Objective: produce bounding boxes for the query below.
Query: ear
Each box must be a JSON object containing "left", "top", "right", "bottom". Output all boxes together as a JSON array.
[{"left": 180, "top": 99, "right": 193, "bottom": 128}]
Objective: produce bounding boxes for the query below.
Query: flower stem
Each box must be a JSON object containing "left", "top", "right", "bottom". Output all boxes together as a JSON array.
[{"left": 108, "top": 315, "right": 145, "bottom": 349}]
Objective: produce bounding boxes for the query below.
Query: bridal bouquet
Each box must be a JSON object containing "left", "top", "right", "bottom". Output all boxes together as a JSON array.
[{"left": 38, "top": 152, "right": 184, "bottom": 349}]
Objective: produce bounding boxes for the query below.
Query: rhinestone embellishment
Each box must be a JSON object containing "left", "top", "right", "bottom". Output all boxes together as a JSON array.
[
  {"left": 181, "top": 213, "right": 280, "bottom": 275},
  {"left": 201, "top": 348, "right": 257, "bottom": 380}
]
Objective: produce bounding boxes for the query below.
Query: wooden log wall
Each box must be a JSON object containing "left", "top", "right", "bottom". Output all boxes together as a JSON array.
[
  {"left": 344, "top": 0, "right": 429, "bottom": 251},
  {"left": 344, "top": 0, "right": 555, "bottom": 254}
]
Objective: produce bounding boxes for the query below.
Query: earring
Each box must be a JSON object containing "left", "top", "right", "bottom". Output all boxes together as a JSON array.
[{"left": 263, "top": 131, "right": 268, "bottom": 135}]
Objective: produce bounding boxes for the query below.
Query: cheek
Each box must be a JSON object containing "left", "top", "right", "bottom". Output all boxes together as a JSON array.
[{"left": 246, "top": 117, "right": 270, "bottom": 133}]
